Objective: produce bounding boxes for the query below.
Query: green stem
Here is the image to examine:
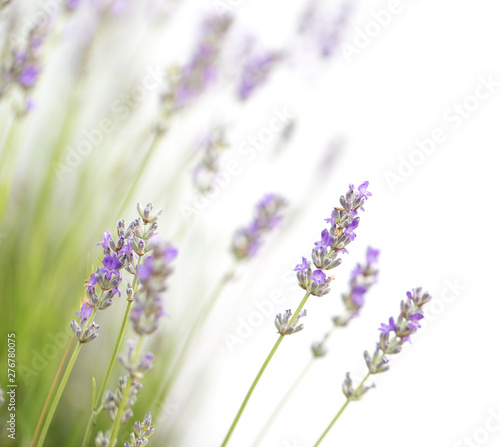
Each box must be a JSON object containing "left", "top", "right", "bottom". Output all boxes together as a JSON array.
[
  {"left": 251, "top": 357, "right": 314, "bottom": 447},
  {"left": 36, "top": 307, "right": 99, "bottom": 447},
  {"left": 81, "top": 256, "right": 143, "bottom": 447},
  {"left": 107, "top": 335, "right": 145, "bottom": 447},
  {"left": 220, "top": 291, "right": 311, "bottom": 447},
  {"left": 313, "top": 371, "right": 371, "bottom": 447},
  {"left": 118, "top": 130, "right": 163, "bottom": 216}
]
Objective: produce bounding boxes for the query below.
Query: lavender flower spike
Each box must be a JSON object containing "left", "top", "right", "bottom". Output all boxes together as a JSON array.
[
  {"left": 232, "top": 193, "right": 287, "bottom": 260},
  {"left": 123, "top": 412, "right": 154, "bottom": 447},
  {"left": 344, "top": 287, "right": 432, "bottom": 401},
  {"left": 130, "top": 236, "right": 178, "bottom": 335},
  {"left": 296, "top": 182, "right": 372, "bottom": 297},
  {"left": 332, "top": 246, "right": 380, "bottom": 327}
]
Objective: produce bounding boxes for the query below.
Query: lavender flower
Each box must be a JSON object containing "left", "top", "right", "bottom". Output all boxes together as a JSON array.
[
  {"left": 118, "top": 341, "right": 155, "bottom": 378},
  {"left": 275, "top": 309, "right": 307, "bottom": 335},
  {"left": 101, "top": 205, "right": 176, "bottom": 446},
  {"left": 0, "top": 20, "right": 50, "bottom": 113},
  {"left": 130, "top": 236, "right": 177, "bottom": 335},
  {"left": 192, "top": 125, "right": 229, "bottom": 193},
  {"left": 311, "top": 247, "right": 379, "bottom": 358},
  {"left": 298, "top": 1, "right": 352, "bottom": 59},
  {"left": 237, "top": 39, "right": 282, "bottom": 101},
  {"left": 124, "top": 412, "right": 154, "bottom": 447},
  {"left": 343, "top": 288, "right": 432, "bottom": 400},
  {"left": 332, "top": 246, "right": 380, "bottom": 327},
  {"left": 232, "top": 193, "right": 287, "bottom": 260},
  {"left": 296, "top": 182, "right": 372, "bottom": 297},
  {"left": 103, "top": 376, "right": 142, "bottom": 424},
  {"left": 70, "top": 203, "right": 162, "bottom": 343},
  {"left": 161, "top": 14, "right": 233, "bottom": 114}
]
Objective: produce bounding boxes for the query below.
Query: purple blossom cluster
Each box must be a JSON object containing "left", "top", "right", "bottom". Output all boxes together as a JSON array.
[
  {"left": 130, "top": 236, "right": 178, "bottom": 335},
  {"left": 298, "top": 1, "right": 352, "bottom": 59},
  {"left": 343, "top": 288, "right": 432, "bottom": 400},
  {"left": 232, "top": 193, "right": 287, "bottom": 260},
  {"left": 311, "top": 246, "right": 380, "bottom": 358},
  {"left": 237, "top": 39, "right": 282, "bottom": 101},
  {"left": 294, "top": 182, "right": 372, "bottom": 297},
  {"left": 102, "top": 375, "right": 142, "bottom": 426},
  {"left": 192, "top": 125, "right": 229, "bottom": 193},
  {"left": 165, "top": 15, "right": 233, "bottom": 111},
  {"left": 124, "top": 412, "right": 154, "bottom": 447},
  {"left": 99, "top": 203, "right": 175, "bottom": 445},
  {"left": 0, "top": 21, "right": 49, "bottom": 112},
  {"left": 71, "top": 203, "right": 163, "bottom": 343},
  {"left": 333, "top": 246, "right": 380, "bottom": 327}
]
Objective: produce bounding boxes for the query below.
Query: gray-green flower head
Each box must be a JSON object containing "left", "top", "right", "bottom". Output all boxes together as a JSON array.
[
  {"left": 124, "top": 412, "right": 155, "bottom": 447},
  {"left": 275, "top": 309, "right": 307, "bottom": 335}
]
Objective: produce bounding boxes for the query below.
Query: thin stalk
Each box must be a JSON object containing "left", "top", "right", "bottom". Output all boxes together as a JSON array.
[
  {"left": 251, "top": 358, "right": 314, "bottom": 447},
  {"left": 313, "top": 371, "right": 372, "bottom": 447},
  {"left": 31, "top": 335, "right": 75, "bottom": 447},
  {"left": 81, "top": 256, "right": 143, "bottom": 447},
  {"left": 220, "top": 291, "right": 311, "bottom": 447},
  {"left": 36, "top": 306, "right": 99, "bottom": 447},
  {"left": 118, "top": 130, "right": 163, "bottom": 216},
  {"left": 107, "top": 335, "right": 145, "bottom": 447}
]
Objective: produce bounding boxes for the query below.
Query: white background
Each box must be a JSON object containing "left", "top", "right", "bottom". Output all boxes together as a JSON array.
[
  {"left": 15, "top": 0, "right": 500, "bottom": 445},
  {"left": 158, "top": 1, "right": 500, "bottom": 446}
]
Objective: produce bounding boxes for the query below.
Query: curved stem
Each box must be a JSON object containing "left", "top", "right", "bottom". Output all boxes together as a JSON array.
[
  {"left": 81, "top": 256, "right": 143, "bottom": 447},
  {"left": 118, "top": 130, "right": 163, "bottom": 216},
  {"left": 251, "top": 358, "right": 314, "bottom": 447},
  {"left": 36, "top": 307, "right": 99, "bottom": 447},
  {"left": 313, "top": 371, "right": 371, "bottom": 447},
  {"left": 107, "top": 335, "right": 145, "bottom": 447},
  {"left": 220, "top": 291, "right": 311, "bottom": 447},
  {"left": 31, "top": 335, "right": 75, "bottom": 447},
  {"left": 252, "top": 325, "right": 337, "bottom": 445}
]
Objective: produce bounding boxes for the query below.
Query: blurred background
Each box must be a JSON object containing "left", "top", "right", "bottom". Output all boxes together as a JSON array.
[{"left": 1, "top": 0, "right": 499, "bottom": 446}]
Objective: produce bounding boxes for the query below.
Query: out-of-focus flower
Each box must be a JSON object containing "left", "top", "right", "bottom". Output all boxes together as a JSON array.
[
  {"left": 192, "top": 125, "right": 229, "bottom": 193},
  {"left": 232, "top": 193, "right": 287, "bottom": 260},
  {"left": 161, "top": 14, "right": 233, "bottom": 115},
  {"left": 237, "top": 38, "right": 282, "bottom": 101},
  {"left": 298, "top": 0, "right": 353, "bottom": 59}
]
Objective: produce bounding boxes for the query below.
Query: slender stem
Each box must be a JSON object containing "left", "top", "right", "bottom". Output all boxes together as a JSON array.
[
  {"left": 220, "top": 291, "right": 311, "bottom": 447},
  {"left": 36, "top": 307, "right": 98, "bottom": 447},
  {"left": 251, "top": 357, "right": 314, "bottom": 447},
  {"left": 81, "top": 256, "right": 143, "bottom": 447},
  {"left": 154, "top": 270, "right": 235, "bottom": 409},
  {"left": 313, "top": 371, "right": 372, "bottom": 447},
  {"left": 107, "top": 335, "right": 145, "bottom": 447},
  {"left": 118, "top": 130, "right": 163, "bottom": 216},
  {"left": 31, "top": 336, "right": 75, "bottom": 447}
]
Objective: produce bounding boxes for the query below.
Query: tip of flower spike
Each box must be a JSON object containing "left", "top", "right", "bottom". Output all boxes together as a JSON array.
[{"left": 358, "top": 181, "right": 372, "bottom": 200}]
